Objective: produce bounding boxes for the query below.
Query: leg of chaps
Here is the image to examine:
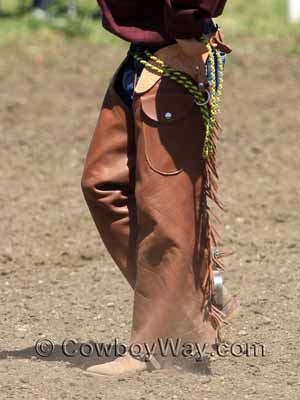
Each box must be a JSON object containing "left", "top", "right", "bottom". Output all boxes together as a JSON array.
[
  {"left": 81, "top": 61, "right": 138, "bottom": 288},
  {"left": 82, "top": 59, "right": 221, "bottom": 363}
]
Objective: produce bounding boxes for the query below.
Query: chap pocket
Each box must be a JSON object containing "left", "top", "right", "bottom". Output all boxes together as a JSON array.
[{"left": 139, "top": 78, "right": 206, "bottom": 176}]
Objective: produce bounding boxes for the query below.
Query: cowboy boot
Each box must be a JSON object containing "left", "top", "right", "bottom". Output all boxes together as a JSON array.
[{"left": 84, "top": 354, "right": 148, "bottom": 377}]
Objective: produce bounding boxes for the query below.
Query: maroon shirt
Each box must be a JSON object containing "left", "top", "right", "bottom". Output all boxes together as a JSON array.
[{"left": 97, "top": 0, "right": 227, "bottom": 45}]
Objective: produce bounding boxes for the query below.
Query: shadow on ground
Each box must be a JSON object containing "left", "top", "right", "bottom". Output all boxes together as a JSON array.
[{"left": 0, "top": 342, "right": 212, "bottom": 374}]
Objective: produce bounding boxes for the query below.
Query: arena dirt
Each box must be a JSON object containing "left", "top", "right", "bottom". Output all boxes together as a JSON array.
[{"left": 0, "top": 39, "right": 299, "bottom": 399}]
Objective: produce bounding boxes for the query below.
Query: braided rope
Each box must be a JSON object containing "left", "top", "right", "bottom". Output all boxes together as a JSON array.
[{"left": 131, "top": 45, "right": 224, "bottom": 159}]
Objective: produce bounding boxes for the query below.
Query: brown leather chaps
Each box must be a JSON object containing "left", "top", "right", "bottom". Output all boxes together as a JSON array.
[{"left": 81, "top": 53, "right": 222, "bottom": 361}]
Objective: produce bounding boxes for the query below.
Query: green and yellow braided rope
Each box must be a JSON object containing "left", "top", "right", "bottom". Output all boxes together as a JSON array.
[{"left": 131, "top": 44, "right": 224, "bottom": 159}]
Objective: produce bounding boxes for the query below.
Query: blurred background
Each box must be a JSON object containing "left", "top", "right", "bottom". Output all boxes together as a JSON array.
[
  {"left": 0, "top": 0, "right": 299, "bottom": 50},
  {"left": 0, "top": 1, "right": 299, "bottom": 400}
]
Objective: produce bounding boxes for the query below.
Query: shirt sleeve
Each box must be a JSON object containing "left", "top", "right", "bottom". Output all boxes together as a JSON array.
[{"left": 164, "top": 0, "right": 227, "bottom": 39}]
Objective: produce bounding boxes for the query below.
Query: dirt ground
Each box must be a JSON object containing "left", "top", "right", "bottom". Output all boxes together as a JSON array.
[{"left": 0, "top": 38, "right": 299, "bottom": 400}]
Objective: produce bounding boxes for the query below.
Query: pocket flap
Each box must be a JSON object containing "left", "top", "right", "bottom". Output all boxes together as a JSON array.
[{"left": 140, "top": 79, "right": 195, "bottom": 124}]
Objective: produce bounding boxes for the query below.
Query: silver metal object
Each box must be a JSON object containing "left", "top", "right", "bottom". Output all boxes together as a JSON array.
[
  {"left": 214, "top": 248, "right": 220, "bottom": 258},
  {"left": 164, "top": 112, "right": 172, "bottom": 120},
  {"left": 195, "top": 89, "right": 211, "bottom": 106},
  {"left": 213, "top": 270, "right": 224, "bottom": 307}
]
